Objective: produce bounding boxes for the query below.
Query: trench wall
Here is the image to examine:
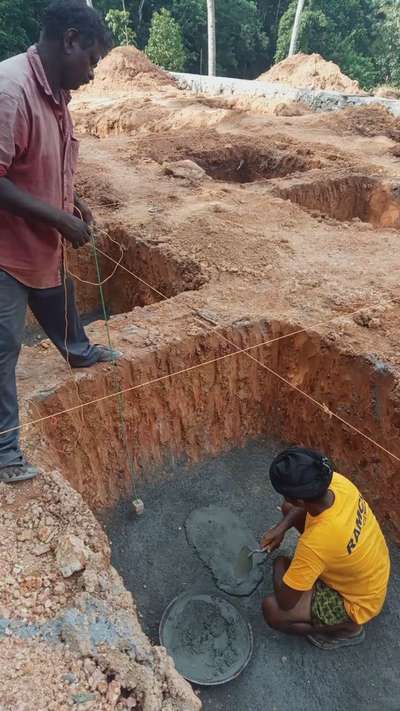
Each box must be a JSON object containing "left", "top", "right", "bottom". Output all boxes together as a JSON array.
[{"left": 29, "top": 318, "right": 400, "bottom": 538}]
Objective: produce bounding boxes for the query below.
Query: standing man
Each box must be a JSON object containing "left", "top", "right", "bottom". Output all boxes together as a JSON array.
[
  {"left": 0, "top": 0, "right": 120, "bottom": 483},
  {"left": 261, "top": 447, "right": 390, "bottom": 649}
]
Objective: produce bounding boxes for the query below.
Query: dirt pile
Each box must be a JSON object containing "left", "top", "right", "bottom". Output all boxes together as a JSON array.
[
  {"left": 0, "top": 471, "right": 200, "bottom": 711},
  {"left": 82, "top": 46, "right": 176, "bottom": 93},
  {"left": 258, "top": 53, "right": 366, "bottom": 95},
  {"left": 375, "top": 85, "right": 400, "bottom": 100},
  {"left": 315, "top": 104, "right": 400, "bottom": 140}
]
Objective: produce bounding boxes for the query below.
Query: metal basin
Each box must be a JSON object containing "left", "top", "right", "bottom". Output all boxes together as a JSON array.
[{"left": 159, "top": 592, "right": 253, "bottom": 686}]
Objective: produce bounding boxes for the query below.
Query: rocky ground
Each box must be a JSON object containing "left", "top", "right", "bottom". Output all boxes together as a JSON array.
[{"left": 0, "top": 471, "right": 200, "bottom": 710}]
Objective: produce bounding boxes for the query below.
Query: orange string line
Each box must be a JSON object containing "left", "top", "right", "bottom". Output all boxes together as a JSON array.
[{"left": 9, "top": 222, "right": 400, "bottom": 465}]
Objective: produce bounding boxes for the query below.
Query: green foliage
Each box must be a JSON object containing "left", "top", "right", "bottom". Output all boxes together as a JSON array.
[
  {"left": 0, "top": 0, "right": 46, "bottom": 59},
  {"left": 171, "top": 0, "right": 268, "bottom": 77},
  {"left": 213, "top": 0, "right": 268, "bottom": 77},
  {"left": 275, "top": 0, "right": 381, "bottom": 89},
  {"left": 254, "top": 0, "right": 291, "bottom": 72},
  {"left": 170, "top": 0, "right": 207, "bottom": 73},
  {"left": 374, "top": 1, "right": 400, "bottom": 87},
  {"left": 145, "top": 7, "right": 186, "bottom": 71},
  {"left": 2, "top": 0, "right": 400, "bottom": 91},
  {"left": 105, "top": 8, "right": 136, "bottom": 45}
]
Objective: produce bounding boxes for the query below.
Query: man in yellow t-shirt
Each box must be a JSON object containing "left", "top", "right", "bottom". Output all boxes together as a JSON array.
[{"left": 261, "top": 447, "right": 390, "bottom": 650}]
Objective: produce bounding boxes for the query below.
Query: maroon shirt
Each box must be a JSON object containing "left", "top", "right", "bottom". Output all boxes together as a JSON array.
[{"left": 0, "top": 46, "right": 78, "bottom": 288}]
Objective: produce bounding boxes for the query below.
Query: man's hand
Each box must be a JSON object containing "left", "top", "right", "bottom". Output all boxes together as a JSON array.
[
  {"left": 57, "top": 212, "right": 91, "bottom": 249},
  {"left": 74, "top": 195, "right": 93, "bottom": 225},
  {"left": 261, "top": 524, "right": 285, "bottom": 553},
  {"left": 0, "top": 178, "right": 93, "bottom": 245}
]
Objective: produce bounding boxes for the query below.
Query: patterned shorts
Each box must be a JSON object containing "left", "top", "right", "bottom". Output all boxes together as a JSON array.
[{"left": 311, "top": 580, "right": 350, "bottom": 627}]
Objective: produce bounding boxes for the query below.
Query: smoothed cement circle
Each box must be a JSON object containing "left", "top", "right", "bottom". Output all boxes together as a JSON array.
[
  {"left": 160, "top": 593, "right": 253, "bottom": 685},
  {"left": 185, "top": 505, "right": 265, "bottom": 596}
]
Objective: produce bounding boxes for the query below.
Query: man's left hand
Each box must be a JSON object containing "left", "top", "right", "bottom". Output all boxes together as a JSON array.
[{"left": 74, "top": 195, "right": 93, "bottom": 225}]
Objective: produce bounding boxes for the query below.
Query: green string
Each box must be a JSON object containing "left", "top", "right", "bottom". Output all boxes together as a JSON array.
[{"left": 90, "top": 229, "right": 138, "bottom": 498}]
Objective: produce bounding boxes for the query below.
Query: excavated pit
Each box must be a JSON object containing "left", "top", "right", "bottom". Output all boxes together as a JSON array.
[
  {"left": 24, "top": 225, "right": 206, "bottom": 338},
  {"left": 30, "top": 320, "right": 400, "bottom": 529},
  {"left": 106, "top": 441, "right": 400, "bottom": 711},
  {"left": 188, "top": 146, "right": 316, "bottom": 183},
  {"left": 127, "top": 133, "right": 321, "bottom": 184},
  {"left": 275, "top": 174, "right": 400, "bottom": 226},
  {"left": 28, "top": 317, "right": 400, "bottom": 709}
]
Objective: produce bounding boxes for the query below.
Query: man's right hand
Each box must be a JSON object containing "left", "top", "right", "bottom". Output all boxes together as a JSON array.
[
  {"left": 57, "top": 213, "right": 91, "bottom": 249},
  {"left": 260, "top": 524, "right": 285, "bottom": 553}
]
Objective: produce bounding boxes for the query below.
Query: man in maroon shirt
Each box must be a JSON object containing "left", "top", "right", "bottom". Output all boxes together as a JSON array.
[{"left": 0, "top": 1, "right": 120, "bottom": 482}]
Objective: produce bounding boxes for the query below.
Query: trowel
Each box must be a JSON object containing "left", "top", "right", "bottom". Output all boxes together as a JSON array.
[{"left": 235, "top": 545, "right": 269, "bottom": 577}]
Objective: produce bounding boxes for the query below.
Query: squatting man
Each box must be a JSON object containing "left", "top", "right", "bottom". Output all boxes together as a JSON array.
[
  {"left": 261, "top": 447, "right": 390, "bottom": 650},
  {"left": 0, "top": 1, "right": 121, "bottom": 483}
]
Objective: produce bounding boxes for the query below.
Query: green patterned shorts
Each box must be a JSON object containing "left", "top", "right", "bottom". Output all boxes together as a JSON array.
[{"left": 311, "top": 580, "right": 350, "bottom": 627}]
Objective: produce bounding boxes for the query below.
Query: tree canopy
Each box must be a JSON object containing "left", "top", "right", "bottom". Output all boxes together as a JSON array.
[
  {"left": 145, "top": 7, "right": 186, "bottom": 70},
  {"left": 1, "top": 0, "right": 400, "bottom": 90},
  {"left": 275, "top": 0, "right": 381, "bottom": 89}
]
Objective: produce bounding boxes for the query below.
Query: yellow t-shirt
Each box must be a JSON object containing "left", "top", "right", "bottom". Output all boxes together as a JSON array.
[{"left": 283, "top": 472, "right": 390, "bottom": 624}]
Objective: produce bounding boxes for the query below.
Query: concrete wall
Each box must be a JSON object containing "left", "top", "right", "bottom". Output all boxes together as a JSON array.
[{"left": 173, "top": 72, "right": 400, "bottom": 116}]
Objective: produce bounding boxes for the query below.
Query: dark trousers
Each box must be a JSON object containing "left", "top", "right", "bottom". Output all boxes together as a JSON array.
[{"left": 0, "top": 269, "right": 98, "bottom": 466}]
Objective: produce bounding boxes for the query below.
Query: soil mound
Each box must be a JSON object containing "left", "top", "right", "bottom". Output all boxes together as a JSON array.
[
  {"left": 83, "top": 45, "right": 176, "bottom": 92},
  {"left": 258, "top": 53, "right": 366, "bottom": 95},
  {"left": 317, "top": 104, "right": 400, "bottom": 140},
  {"left": 375, "top": 85, "right": 400, "bottom": 100}
]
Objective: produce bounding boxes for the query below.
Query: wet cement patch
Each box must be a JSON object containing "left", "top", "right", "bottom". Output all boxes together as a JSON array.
[
  {"left": 161, "top": 593, "right": 252, "bottom": 684},
  {"left": 106, "top": 439, "right": 400, "bottom": 711},
  {"left": 185, "top": 505, "right": 264, "bottom": 596}
]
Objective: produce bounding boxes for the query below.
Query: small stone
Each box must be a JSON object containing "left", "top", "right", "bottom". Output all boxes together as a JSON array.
[
  {"left": 63, "top": 673, "right": 78, "bottom": 685},
  {"left": 37, "top": 526, "right": 54, "bottom": 543},
  {"left": 106, "top": 680, "right": 121, "bottom": 707},
  {"left": 353, "top": 311, "right": 371, "bottom": 328},
  {"left": 81, "top": 569, "right": 98, "bottom": 594},
  {"left": 71, "top": 692, "right": 97, "bottom": 705},
  {"left": 17, "top": 529, "right": 33, "bottom": 542},
  {"left": 83, "top": 658, "right": 96, "bottom": 675},
  {"left": 368, "top": 317, "right": 381, "bottom": 329},
  {"left": 89, "top": 668, "right": 106, "bottom": 691},
  {"left": 33, "top": 543, "right": 52, "bottom": 556},
  {"left": 162, "top": 159, "right": 206, "bottom": 182},
  {"left": 54, "top": 581, "right": 66, "bottom": 594},
  {"left": 132, "top": 498, "right": 144, "bottom": 516},
  {"left": 56, "top": 534, "right": 89, "bottom": 578},
  {"left": 281, "top": 656, "right": 288, "bottom": 663}
]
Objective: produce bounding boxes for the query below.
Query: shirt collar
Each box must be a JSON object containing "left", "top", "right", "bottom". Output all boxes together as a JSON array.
[{"left": 27, "top": 45, "right": 57, "bottom": 100}]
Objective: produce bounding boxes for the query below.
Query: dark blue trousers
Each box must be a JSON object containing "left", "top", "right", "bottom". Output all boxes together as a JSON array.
[{"left": 0, "top": 269, "right": 98, "bottom": 466}]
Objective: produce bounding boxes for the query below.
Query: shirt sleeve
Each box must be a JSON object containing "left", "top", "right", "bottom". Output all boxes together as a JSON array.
[
  {"left": 0, "top": 92, "right": 29, "bottom": 177},
  {"left": 283, "top": 538, "right": 325, "bottom": 592}
]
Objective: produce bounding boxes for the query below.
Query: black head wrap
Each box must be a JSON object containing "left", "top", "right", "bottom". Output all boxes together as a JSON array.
[{"left": 269, "top": 447, "right": 333, "bottom": 500}]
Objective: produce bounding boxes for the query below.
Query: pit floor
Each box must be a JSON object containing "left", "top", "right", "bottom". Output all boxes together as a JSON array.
[{"left": 106, "top": 440, "right": 400, "bottom": 711}]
